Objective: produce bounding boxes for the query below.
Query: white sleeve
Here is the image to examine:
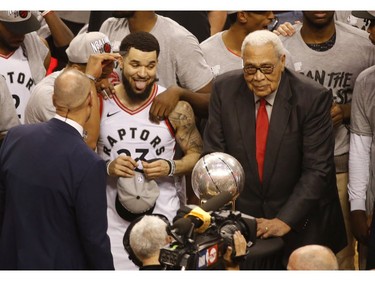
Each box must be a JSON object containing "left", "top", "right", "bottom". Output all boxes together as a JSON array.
[{"left": 348, "top": 133, "right": 372, "bottom": 211}]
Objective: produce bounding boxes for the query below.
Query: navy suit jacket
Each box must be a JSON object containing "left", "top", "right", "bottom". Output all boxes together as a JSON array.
[
  {"left": 0, "top": 118, "right": 114, "bottom": 269},
  {"left": 203, "top": 68, "right": 347, "bottom": 258}
]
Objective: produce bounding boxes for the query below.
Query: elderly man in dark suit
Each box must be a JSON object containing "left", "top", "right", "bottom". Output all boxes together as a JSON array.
[
  {"left": 203, "top": 30, "right": 347, "bottom": 267},
  {"left": 0, "top": 53, "right": 119, "bottom": 269}
]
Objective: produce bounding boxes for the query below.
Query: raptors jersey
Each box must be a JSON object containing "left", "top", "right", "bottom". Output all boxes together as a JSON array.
[
  {"left": 0, "top": 47, "right": 35, "bottom": 124},
  {"left": 97, "top": 84, "right": 181, "bottom": 269}
]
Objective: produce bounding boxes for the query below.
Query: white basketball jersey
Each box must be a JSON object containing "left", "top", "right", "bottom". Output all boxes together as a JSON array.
[
  {"left": 0, "top": 47, "right": 35, "bottom": 123},
  {"left": 97, "top": 84, "right": 181, "bottom": 269}
]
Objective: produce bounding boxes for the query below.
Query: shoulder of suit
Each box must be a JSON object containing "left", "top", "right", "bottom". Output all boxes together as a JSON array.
[{"left": 214, "top": 68, "right": 243, "bottom": 84}]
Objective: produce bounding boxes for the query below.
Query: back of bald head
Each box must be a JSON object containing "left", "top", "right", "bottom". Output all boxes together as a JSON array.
[
  {"left": 53, "top": 69, "right": 91, "bottom": 111},
  {"left": 287, "top": 245, "right": 338, "bottom": 270}
]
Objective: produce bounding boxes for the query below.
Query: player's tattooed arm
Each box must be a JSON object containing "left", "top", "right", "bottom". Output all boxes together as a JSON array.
[{"left": 168, "top": 101, "right": 203, "bottom": 176}]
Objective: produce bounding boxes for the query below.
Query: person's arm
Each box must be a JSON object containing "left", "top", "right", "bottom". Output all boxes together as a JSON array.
[
  {"left": 169, "top": 101, "right": 203, "bottom": 175},
  {"left": 208, "top": 11, "right": 227, "bottom": 35},
  {"left": 347, "top": 71, "right": 373, "bottom": 245},
  {"left": 149, "top": 30, "right": 213, "bottom": 122},
  {"left": 331, "top": 102, "right": 351, "bottom": 127},
  {"left": 0, "top": 77, "right": 20, "bottom": 140},
  {"left": 149, "top": 80, "right": 212, "bottom": 123},
  {"left": 273, "top": 21, "right": 299, "bottom": 37},
  {"left": 142, "top": 101, "right": 203, "bottom": 179},
  {"left": 41, "top": 11, "right": 74, "bottom": 48},
  {"left": 83, "top": 53, "right": 123, "bottom": 150},
  {"left": 39, "top": 36, "right": 52, "bottom": 71},
  {"left": 148, "top": 85, "right": 211, "bottom": 122},
  {"left": 348, "top": 133, "right": 371, "bottom": 245}
]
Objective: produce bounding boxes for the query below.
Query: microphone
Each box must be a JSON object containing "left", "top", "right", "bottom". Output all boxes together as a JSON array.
[
  {"left": 171, "top": 191, "right": 233, "bottom": 235},
  {"left": 200, "top": 191, "right": 233, "bottom": 212},
  {"left": 171, "top": 217, "right": 194, "bottom": 235}
]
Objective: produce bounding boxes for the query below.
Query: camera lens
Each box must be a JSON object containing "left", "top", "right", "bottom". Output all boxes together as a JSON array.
[{"left": 219, "top": 223, "right": 239, "bottom": 247}]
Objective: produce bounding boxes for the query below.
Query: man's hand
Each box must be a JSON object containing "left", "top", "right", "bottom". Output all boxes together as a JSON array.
[
  {"left": 273, "top": 21, "right": 299, "bottom": 36},
  {"left": 149, "top": 85, "right": 181, "bottom": 123},
  {"left": 331, "top": 102, "right": 350, "bottom": 127},
  {"left": 86, "top": 53, "right": 122, "bottom": 84},
  {"left": 223, "top": 231, "right": 247, "bottom": 270},
  {"left": 96, "top": 78, "right": 116, "bottom": 100},
  {"left": 107, "top": 155, "right": 137, "bottom": 177},
  {"left": 142, "top": 159, "right": 170, "bottom": 179},
  {"left": 256, "top": 217, "right": 291, "bottom": 239},
  {"left": 350, "top": 210, "right": 370, "bottom": 245}
]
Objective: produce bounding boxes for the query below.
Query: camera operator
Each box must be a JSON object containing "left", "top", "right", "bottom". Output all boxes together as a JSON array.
[
  {"left": 127, "top": 214, "right": 247, "bottom": 270},
  {"left": 129, "top": 215, "right": 170, "bottom": 270}
]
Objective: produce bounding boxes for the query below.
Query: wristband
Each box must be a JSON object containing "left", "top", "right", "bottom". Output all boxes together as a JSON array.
[
  {"left": 165, "top": 159, "right": 175, "bottom": 176},
  {"left": 106, "top": 160, "right": 113, "bottom": 176},
  {"left": 85, "top": 73, "right": 97, "bottom": 82},
  {"left": 232, "top": 252, "right": 248, "bottom": 264}
]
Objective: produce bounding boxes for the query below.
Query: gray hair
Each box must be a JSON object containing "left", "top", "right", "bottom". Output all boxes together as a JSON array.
[
  {"left": 241, "top": 30, "right": 286, "bottom": 58},
  {"left": 129, "top": 215, "right": 169, "bottom": 261}
]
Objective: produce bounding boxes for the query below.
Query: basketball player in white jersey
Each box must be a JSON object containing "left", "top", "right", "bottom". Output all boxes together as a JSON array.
[
  {"left": 0, "top": 11, "right": 50, "bottom": 124},
  {"left": 96, "top": 31, "right": 203, "bottom": 269}
]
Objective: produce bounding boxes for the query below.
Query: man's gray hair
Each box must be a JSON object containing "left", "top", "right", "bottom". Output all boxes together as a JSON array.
[
  {"left": 129, "top": 215, "right": 168, "bottom": 261},
  {"left": 241, "top": 30, "right": 286, "bottom": 58}
]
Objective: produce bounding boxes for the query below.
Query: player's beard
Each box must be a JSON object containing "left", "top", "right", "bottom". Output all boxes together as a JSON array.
[
  {"left": 123, "top": 75, "right": 156, "bottom": 102},
  {"left": 0, "top": 36, "right": 22, "bottom": 52}
]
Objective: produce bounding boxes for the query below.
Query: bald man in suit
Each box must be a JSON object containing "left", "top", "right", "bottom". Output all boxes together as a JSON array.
[{"left": 0, "top": 54, "right": 119, "bottom": 269}]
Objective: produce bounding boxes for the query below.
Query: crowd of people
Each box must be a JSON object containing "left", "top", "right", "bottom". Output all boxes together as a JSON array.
[{"left": 0, "top": 10, "right": 375, "bottom": 271}]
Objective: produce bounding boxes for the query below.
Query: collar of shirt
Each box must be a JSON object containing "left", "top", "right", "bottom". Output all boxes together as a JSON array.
[
  {"left": 254, "top": 90, "right": 277, "bottom": 120},
  {"left": 254, "top": 90, "right": 277, "bottom": 107},
  {"left": 53, "top": 114, "right": 84, "bottom": 137}
]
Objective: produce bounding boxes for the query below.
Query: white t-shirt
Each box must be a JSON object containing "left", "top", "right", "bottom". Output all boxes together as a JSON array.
[
  {"left": 200, "top": 31, "right": 242, "bottom": 78},
  {"left": 99, "top": 15, "right": 213, "bottom": 91},
  {"left": 281, "top": 21, "right": 375, "bottom": 156},
  {"left": 24, "top": 71, "right": 61, "bottom": 124}
]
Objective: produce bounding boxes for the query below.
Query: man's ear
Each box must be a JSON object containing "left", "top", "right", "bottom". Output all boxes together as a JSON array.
[
  {"left": 71, "top": 64, "right": 83, "bottom": 71},
  {"left": 118, "top": 56, "right": 124, "bottom": 70},
  {"left": 237, "top": 12, "right": 248, "bottom": 24},
  {"left": 166, "top": 235, "right": 173, "bottom": 244},
  {"left": 280, "top": 54, "right": 286, "bottom": 71},
  {"left": 52, "top": 93, "right": 57, "bottom": 107},
  {"left": 88, "top": 91, "right": 93, "bottom": 107}
]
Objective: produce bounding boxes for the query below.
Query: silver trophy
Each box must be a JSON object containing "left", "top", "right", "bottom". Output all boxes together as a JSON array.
[{"left": 191, "top": 152, "right": 245, "bottom": 210}]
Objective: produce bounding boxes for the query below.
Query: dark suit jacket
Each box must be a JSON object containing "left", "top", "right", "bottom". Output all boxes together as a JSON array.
[
  {"left": 203, "top": 68, "right": 347, "bottom": 260},
  {"left": 0, "top": 118, "right": 114, "bottom": 269}
]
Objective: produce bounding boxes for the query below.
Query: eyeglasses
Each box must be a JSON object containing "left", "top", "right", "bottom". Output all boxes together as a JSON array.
[
  {"left": 268, "top": 16, "right": 279, "bottom": 32},
  {"left": 243, "top": 64, "right": 275, "bottom": 75}
]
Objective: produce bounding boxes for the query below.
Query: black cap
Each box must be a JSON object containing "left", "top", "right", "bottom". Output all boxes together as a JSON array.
[
  {"left": 351, "top": 11, "right": 375, "bottom": 20},
  {"left": 0, "top": 11, "right": 40, "bottom": 35}
]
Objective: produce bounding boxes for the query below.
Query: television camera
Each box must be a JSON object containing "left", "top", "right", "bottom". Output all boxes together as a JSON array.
[{"left": 158, "top": 191, "right": 257, "bottom": 270}]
